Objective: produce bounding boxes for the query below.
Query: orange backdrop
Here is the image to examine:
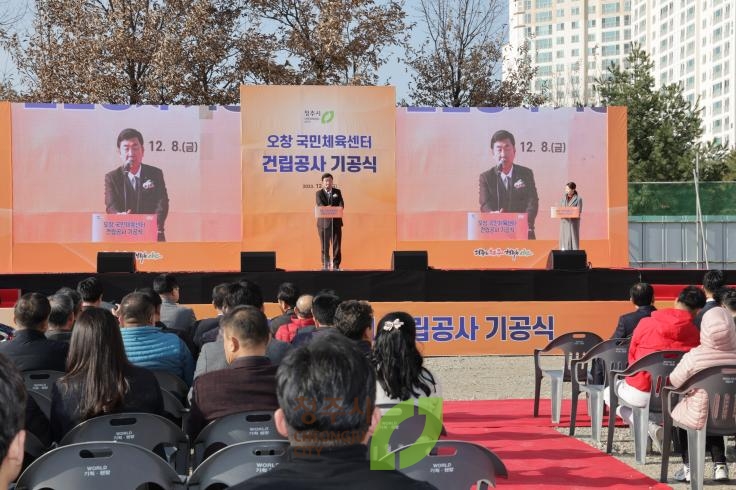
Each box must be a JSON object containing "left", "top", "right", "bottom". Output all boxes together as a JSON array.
[{"left": 241, "top": 86, "right": 397, "bottom": 270}]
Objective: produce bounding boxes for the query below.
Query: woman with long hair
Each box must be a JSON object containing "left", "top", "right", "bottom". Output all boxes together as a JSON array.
[
  {"left": 559, "top": 181, "right": 582, "bottom": 250},
  {"left": 50, "top": 308, "right": 164, "bottom": 441},
  {"left": 372, "top": 312, "right": 441, "bottom": 406}
]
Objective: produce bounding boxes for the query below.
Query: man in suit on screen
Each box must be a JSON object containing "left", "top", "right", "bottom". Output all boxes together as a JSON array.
[
  {"left": 316, "top": 173, "right": 344, "bottom": 270},
  {"left": 104, "top": 128, "right": 169, "bottom": 241},
  {"left": 478, "top": 129, "right": 539, "bottom": 239}
]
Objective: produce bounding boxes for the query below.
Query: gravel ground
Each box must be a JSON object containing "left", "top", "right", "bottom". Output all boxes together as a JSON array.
[{"left": 426, "top": 355, "right": 735, "bottom": 489}]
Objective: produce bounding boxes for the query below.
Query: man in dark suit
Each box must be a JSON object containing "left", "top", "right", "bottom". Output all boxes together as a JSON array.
[
  {"left": 611, "top": 282, "right": 657, "bottom": 339},
  {"left": 316, "top": 173, "right": 344, "bottom": 270},
  {"left": 0, "top": 293, "right": 68, "bottom": 372},
  {"left": 186, "top": 305, "right": 279, "bottom": 438},
  {"left": 479, "top": 130, "right": 539, "bottom": 239},
  {"left": 104, "top": 128, "right": 169, "bottom": 241},
  {"left": 694, "top": 269, "right": 726, "bottom": 329},
  {"left": 589, "top": 282, "right": 657, "bottom": 384}
]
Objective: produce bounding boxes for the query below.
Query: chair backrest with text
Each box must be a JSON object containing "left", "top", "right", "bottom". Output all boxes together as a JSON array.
[
  {"left": 15, "top": 442, "right": 186, "bottom": 490},
  {"left": 192, "top": 410, "right": 284, "bottom": 468},
  {"left": 384, "top": 440, "right": 508, "bottom": 490},
  {"left": 187, "top": 440, "right": 290, "bottom": 490},
  {"left": 23, "top": 370, "right": 65, "bottom": 397},
  {"left": 58, "top": 412, "right": 190, "bottom": 474}
]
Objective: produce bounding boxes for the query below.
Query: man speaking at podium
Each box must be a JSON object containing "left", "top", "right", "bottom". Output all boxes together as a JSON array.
[
  {"left": 104, "top": 128, "right": 169, "bottom": 241},
  {"left": 316, "top": 173, "right": 344, "bottom": 270},
  {"left": 478, "top": 129, "right": 539, "bottom": 239}
]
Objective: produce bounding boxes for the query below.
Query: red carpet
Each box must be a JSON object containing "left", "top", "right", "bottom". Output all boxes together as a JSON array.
[
  {"left": 444, "top": 399, "right": 623, "bottom": 428},
  {"left": 443, "top": 400, "right": 669, "bottom": 489}
]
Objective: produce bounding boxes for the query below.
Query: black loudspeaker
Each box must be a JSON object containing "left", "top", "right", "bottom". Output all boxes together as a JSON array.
[
  {"left": 547, "top": 250, "right": 588, "bottom": 271},
  {"left": 97, "top": 252, "right": 136, "bottom": 273},
  {"left": 392, "top": 251, "right": 428, "bottom": 271},
  {"left": 241, "top": 252, "right": 276, "bottom": 272}
]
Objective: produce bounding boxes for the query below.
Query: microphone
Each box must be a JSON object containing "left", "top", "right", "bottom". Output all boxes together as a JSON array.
[{"left": 124, "top": 161, "right": 132, "bottom": 172}]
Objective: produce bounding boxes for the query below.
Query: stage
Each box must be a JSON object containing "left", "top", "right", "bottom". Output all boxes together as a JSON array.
[{"left": 0, "top": 267, "right": 713, "bottom": 304}]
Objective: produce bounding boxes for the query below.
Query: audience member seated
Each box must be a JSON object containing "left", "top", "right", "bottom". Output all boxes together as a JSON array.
[
  {"left": 667, "top": 307, "right": 736, "bottom": 483},
  {"left": 193, "top": 283, "right": 228, "bottom": 348},
  {"left": 0, "top": 293, "right": 68, "bottom": 371},
  {"left": 604, "top": 286, "right": 703, "bottom": 436},
  {"left": 195, "top": 281, "right": 290, "bottom": 381},
  {"left": 612, "top": 282, "right": 657, "bottom": 339},
  {"left": 76, "top": 276, "right": 105, "bottom": 310},
  {"left": 154, "top": 273, "right": 197, "bottom": 337},
  {"left": 228, "top": 334, "right": 438, "bottom": 490},
  {"left": 118, "top": 292, "right": 194, "bottom": 385},
  {"left": 0, "top": 353, "right": 26, "bottom": 488},
  {"left": 590, "top": 282, "right": 657, "bottom": 384},
  {"left": 333, "top": 300, "right": 374, "bottom": 355},
  {"left": 269, "top": 282, "right": 300, "bottom": 335},
  {"left": 49, "top": 308, "right": 164, "bottom": 442},
  {"left": 372, "top": 311, "right": 442, "bottom": 409},
  {"left": 45, "top": 293, "right": 76, "bottom": 343},
  {"left": 137, "top": 287, "right": 197, "bottom": 357},
  {"left": 275, "top": 295, "right": 315, "bottom": 343},
  {"left": 187, "top": 306, "right": 278, "bottom": 438},
  {"left": 292, "top": 292, "right": 341, "bottom": 347},
  {"left": 694, "top": 269, "right": 726, "bottom": 329},
  {"left": 55, "top": 287, "right": 83, "bottom": 319}
]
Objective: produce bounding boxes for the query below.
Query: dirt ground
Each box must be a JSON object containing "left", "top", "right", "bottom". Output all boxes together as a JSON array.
[{"left": 426, "top": 355, "right": 735, "bottom": 489}]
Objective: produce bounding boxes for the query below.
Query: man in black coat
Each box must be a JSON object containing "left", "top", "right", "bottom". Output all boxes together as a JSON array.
[
  {"left": 0, "top": 293, "right": 68, "bottom": 372},
  {"left": 694, "top": 269, "right": 726, "bottom": 329},
  {"left": 611, "top": 282, "right": 657, "bottom": 339},
  {"left": 316, "top": 173, "right": 344, "bottom": 270}
]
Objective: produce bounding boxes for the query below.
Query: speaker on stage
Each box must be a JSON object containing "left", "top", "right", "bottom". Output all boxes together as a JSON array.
[
  {"left": 97, "top": 252, "right": 136, "bottom": 273},
  {"left": 547, "top": 250, "right": 588, "bottom": 271},
  {"left": 241, "top": 252, "right": 276, "bottom": 272},
  {"left": 392, "top": 251, "right": 428, "bottom": 271}
]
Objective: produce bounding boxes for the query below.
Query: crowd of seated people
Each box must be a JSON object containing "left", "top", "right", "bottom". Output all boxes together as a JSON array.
[
  {"left": 0, "top": 275, "right": 444, "bottom": 488},
  {"left": 5, "top": 269, "right": 736, "bottom": 486}
]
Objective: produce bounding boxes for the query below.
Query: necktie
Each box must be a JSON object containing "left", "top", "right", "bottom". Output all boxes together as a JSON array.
[
  {"left": 133, "top": 176, "right": 139, "bottom": 190},
  {"left": 504, "top": 176, "right": 509, "bottom": 190}
]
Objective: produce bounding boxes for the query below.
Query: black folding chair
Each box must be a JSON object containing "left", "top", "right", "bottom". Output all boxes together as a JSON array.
[
  {"left": 15, "top": 441, "right": 186, "bottom": 490},
  {"left": 59, "top": 412, "right": 190, "bottom": 474}
]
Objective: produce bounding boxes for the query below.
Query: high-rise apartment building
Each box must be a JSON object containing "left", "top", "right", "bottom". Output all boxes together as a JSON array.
[
  {"left": 508, "top": 0, "right": 735, "bottom": 146},
  {"left": 632, "top": 0, "right": 734, "bottom": 145},
  {"left": 508, "top": 0, "right": 633, "bottom": 107}
]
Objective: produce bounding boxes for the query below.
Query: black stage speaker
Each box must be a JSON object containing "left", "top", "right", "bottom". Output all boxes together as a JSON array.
[
  {"left": 392, "top": 251, "right": 428, "bottom": 271},
  {"left": 241, "top": 251, "right": 276, "bottom": 272},
  {"left": 547, "top": 250, "right": 588, "bottom": 271},
  {"left": 97, "top": 252, "right": 136, "bottom": 273}
]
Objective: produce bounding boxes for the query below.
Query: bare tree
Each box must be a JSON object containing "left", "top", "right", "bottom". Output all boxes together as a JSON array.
[
  {"left": 4, "top": 0, "right": 273, "bottom": 104},
  {"left": 252, "top": 0, "right": 410, "bottom": 85},
  {"left": 408, "top": 0, "right": 545, "bottom": 107}
]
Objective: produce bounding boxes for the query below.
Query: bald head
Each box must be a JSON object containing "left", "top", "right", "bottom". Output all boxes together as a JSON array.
[{"left": 295, "top": 294, "right": 314, "bottom": 319}]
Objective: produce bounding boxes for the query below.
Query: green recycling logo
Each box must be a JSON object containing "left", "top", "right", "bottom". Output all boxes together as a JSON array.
[
  {"left": 370, "top": 397, "right": 443, "bottom": 470},
  {"left": 321, "top": 110, "right": 335, "bottom": 124}
]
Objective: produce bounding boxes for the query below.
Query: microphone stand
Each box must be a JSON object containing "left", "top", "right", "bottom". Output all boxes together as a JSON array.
[{"left": 328, "top": 189, "right": 333, "bottom": 271}]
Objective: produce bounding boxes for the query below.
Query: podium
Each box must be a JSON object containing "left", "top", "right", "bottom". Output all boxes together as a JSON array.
[
  {"left": 314, "top": 206, "right": 344, "bottom": 219},
  {"left": 91, "top": 213, "right": 158, "bottom": 242},
  {"left": 550, "top": 206, "right": 580, "bottom": 219},
  {"left": 467, "top": 212, "right": 528, "bottom": 240}
]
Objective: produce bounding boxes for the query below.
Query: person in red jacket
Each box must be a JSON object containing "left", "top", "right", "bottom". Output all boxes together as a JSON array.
[{"left": 605, "top": 285, "right": 705, "bottom": 426}]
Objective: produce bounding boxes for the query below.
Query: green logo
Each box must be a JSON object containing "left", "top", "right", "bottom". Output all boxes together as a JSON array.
[
  {"left": 370, "top": 397, "right": 443, "bottom": 470},
  {"left": 321, "top": 110, "right": 335, "bottom": 124}
]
